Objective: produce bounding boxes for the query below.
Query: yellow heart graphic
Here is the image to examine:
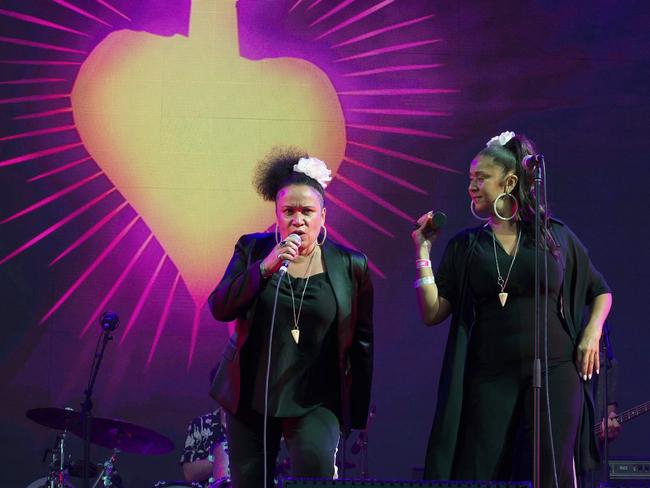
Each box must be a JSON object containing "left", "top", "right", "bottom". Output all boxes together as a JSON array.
[{"left": 71, "top": 0, "right": 345, "bottom": 305}]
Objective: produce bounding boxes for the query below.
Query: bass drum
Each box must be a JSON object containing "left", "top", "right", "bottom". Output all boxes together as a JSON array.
[
  {"left": 153, "top": 483, "right": 202, "bottom": 488},
  {"left": 153, "top": 479, "right": 230, "bottom": 488},
  {"left": 25, "top": 478, "right": 75, "bottom": 488}
]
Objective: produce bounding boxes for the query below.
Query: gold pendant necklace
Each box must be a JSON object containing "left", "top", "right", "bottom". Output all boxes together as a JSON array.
[
  {"left": 491, "top": 227, "right": 522, "bottom": 307},
  {"left": 287, "top": 246, "right": 318, "bottom": 344}
]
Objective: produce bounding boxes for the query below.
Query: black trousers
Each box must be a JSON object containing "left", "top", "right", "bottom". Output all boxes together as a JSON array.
[
  {"left": 226, "top": 406, "right": 340, "bottom": 488},
  {"left": 453, "top": 360, "right": 582, "bottom": 488}
]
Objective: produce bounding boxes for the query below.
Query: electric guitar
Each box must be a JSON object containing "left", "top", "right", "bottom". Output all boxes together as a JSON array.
[{"left": 594, "top": 400, "right": 650, "bottom": 437}]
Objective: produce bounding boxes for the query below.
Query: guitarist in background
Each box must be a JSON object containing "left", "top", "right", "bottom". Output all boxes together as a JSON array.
[{"left": 581, "top": 322, "right": 621, "bottom": 488}]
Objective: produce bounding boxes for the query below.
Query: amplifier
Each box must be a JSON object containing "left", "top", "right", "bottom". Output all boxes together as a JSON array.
[
  {"left": 610, "top": 459, "right": 650, "bottom": 479},
  {"left": 281, "top": 479, "right": 531, "bottom": 487}
]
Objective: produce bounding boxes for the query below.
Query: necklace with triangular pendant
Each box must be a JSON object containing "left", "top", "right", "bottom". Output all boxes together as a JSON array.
[
  {"left": 491, "top": 226, "right": 522, "bottom": 307},
  {"left": 286, "top": 246, "right": 318, "bottom": 344}
]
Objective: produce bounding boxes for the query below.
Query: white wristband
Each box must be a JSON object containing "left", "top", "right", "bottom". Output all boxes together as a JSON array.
[{"left": 414, "top": 276, "right": 436, "bottom": 288}]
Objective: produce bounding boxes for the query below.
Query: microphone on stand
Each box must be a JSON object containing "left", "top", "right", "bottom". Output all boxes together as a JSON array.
[
  {"left": 278, "top": 233, "right": 302, "bottom": 275},
  {"left": 522, "top": 154, "right": 545, "bottom": 169},
  {"left": 99, "top": 311, "right": 119, "bottom": 331}
]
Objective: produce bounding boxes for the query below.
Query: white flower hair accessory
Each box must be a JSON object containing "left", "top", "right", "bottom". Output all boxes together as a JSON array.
[
  {"left": 486, "top": 131, "right": 516, "bottom": 147},
  {"left": 293, "top": 156, "right": 332, "bottom": 189}
]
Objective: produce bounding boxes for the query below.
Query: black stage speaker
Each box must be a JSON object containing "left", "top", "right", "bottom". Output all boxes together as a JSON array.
[{"left": 281, "top": 479, "right": 532, "bottom": 487}]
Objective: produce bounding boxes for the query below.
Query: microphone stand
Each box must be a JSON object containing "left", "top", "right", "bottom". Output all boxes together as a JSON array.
[
  {"left": 601, "top": 321, "right": 614, "bottom": 485},
  {"left": 532, "top": 158, "right": 544, "bottom": 488},
  {"left": 80, "top": 320, "right": 115, "bottom": 488}
]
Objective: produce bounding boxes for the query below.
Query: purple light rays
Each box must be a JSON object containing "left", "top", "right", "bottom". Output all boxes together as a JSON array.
[
  {"left": 341, "top": 63, "right": 442, "bottom": 77},
  {"left": 0, "top": 124, "right": 76, "bottom": 142},
  {"left": 0, "top": 8, "right": 91, "bottom": 37},
  {"left": 0, "top": 36, "right": 87, "bottom": 54},
  {"left": 118, "top": 249, "right": 167, "bottom": 343},
  {"left": 80, "top": 232, "right": 156, "bottom": 336},
  {"left": 347, "top": 122, "right": 451, "bottom": 139},
  {"left": 0, "top": 171, "right": 104, "bottom": 224},
  {"left": 13, "top": 107, "right": 73, "bottom": 120},
  {"left": 314, "top": 0, "right": 394, "bottom": 40},
  {"left": 146, "top": 268, "right": 179, "bottom": 367},
  {"left": 50, "top": 0, "right": 114, "bottom": 28},
  {"left": 27, "top": 156, "right": 93, "bottom": 182},
  {"left": 0, "top": 78, "right": 67, "bottom": 85},
  {"left": 334, "top": 173, "right": 413, "bottom": 223},
  {"left": 93, "top": 0, "right": 132, "bottom": 22},
  {"left": 0, "top": 93, "right": 70, "bottom": 105},
  {"left": 326, "top": 192, "right": 394, "bottom": 237},
  {"left": 39, "top": 215, "right": 141, "bottom": 324},
  {"left": 334, "top": 39, "right": 441, "bottom": 63},
  {"left": 49, "top": 201, "right": 129, "bottom": 266},
  {"left": 342, "top": 156, "right": 427, "bottom": 194},
  {"left": 0, "top": 188, "right": 117, "bottom": 266},
  {"left": 331, "top": 14, "right": 435, "bottom": 48},
  {"left": 309, "top": 0, "right": 357, "bottom": 28}
]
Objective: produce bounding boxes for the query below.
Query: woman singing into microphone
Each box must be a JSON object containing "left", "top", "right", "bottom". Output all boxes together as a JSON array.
[
  {"left": 208, "top": 147, "right": 373, "bottom": 488},
  {"left": 413, "top": 132, "right": 612, "bottom": 486}
]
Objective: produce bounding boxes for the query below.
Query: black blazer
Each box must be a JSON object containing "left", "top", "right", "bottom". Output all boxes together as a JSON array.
[{"left": 207, "top": 233, "right": 373, "bottom": 432}]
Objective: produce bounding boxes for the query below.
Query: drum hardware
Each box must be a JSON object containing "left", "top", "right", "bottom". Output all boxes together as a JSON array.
[
  {"left": 91, "top": 449, "right": 120, "bottom": 488},
  {"left": 27, "top": 407, "right": 173, "bottom": 486},
  {"left": 41, "top": 431, "right": 72, "bottom": 488}
]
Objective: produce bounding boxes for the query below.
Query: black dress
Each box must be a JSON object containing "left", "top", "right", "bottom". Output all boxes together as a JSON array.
[{"left": 443, "top": 229, "right": 581, "bottom": 486}]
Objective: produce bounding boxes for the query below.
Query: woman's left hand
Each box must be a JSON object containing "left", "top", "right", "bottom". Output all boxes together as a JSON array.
[{"left": 575, "top": 322, "right": 602, "bottom": 381}]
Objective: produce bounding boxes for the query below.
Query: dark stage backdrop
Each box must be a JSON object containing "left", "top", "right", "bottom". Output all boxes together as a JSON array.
[{"left": 1, "top": 0, "right": 648, "bottom": 486}]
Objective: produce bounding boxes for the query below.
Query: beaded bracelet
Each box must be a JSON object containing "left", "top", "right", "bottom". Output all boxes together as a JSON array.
[
  {"left": 413, "top": 276, "right": 436, "bottom": 288},
  {"left": 416, "top": 259, "right": 432, "bottom": 269}
]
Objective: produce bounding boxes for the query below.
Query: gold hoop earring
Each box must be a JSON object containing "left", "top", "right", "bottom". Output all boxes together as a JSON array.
[
  {"left": 317, "top": 226, "right": 327, "bottom": 246},
  {"left": 470, "top": 200, "right": 490, "bottom": 221},
  {"left": 275, "top": 223, "right": 281, "bottom": 244},
  {"left": 493, "top": 193, "right": 519, "bottom": 221}
]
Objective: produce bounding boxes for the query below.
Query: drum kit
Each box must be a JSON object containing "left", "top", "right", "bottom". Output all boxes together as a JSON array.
[{"left": 25, "top": 406, "right": 175, "bottom": 488}]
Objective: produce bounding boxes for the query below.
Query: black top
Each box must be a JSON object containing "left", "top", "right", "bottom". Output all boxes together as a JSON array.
[
  {"left": 461, "top": 229, "right": 574, "bottom": 371},
  {"left": 250, "top": 272, "right": 339, "bottom": 417}
]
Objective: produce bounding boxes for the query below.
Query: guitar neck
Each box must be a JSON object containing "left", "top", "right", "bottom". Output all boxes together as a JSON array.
[
  {"left": 616, "top": 400, "right": 650, "bottom": 424},
  {"left": 594, "top": 400, "right": 650, "bottom": 435}
]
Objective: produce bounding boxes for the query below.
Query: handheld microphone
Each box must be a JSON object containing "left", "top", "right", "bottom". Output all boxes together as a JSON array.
[
  {"left": 413, "top": 211, "right": 447, "bottom": 236},
  {"left": 99, "top": 311, "right": 119, "bottom": 331},
  {"left": 278, "top": 233, "right": 302, "bottom": 275}
]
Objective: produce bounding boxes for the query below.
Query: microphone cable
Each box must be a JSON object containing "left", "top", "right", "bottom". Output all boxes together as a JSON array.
[{"left": 263, "top": 271, "right": 286, "bottom": 488}]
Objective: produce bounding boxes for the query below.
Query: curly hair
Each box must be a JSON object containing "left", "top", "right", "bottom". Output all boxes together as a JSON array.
[
  {"left": 253, "top": 146, "right": 325, "bottom": 203},
  {"left": 479, "top": 134, "right": 558, "bottom": 255}
]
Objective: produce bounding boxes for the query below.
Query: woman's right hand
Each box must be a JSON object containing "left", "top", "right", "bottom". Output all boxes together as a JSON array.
[
  {"left": 261, "top": 236, "right": 300, "bottom": 276},
  {"left": 412, "top": 211, "right": 441, "bottom": 257}
]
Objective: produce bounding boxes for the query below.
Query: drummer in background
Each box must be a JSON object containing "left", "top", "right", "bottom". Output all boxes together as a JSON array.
[{"left": 180, "top": 365, "right": 230, "bottom": 487}]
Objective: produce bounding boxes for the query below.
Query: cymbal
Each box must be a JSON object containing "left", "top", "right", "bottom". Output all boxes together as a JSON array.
[
  {"left": 79, "top": 416, "right": 174, "bottom": 455},
  {"left": 26, "top": 407, "right": 174, "bottom": 455},
  {"left": 26, "top": 407, "right": 82, "bottom": 431}
]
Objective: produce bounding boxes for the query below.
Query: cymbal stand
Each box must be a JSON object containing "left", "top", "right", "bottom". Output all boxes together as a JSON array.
[
  {"left": 92, "top": 448, "right": 119, "bottom": 488},
  {"left": 44, "top": 432, "right": 71, "bottom": 488}
]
